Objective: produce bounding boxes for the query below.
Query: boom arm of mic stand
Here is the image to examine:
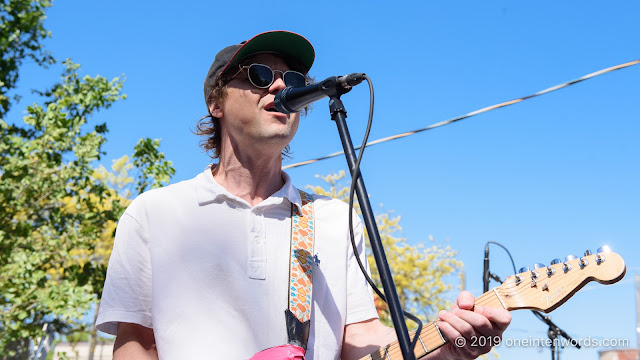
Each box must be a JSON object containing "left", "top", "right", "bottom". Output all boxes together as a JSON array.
[
  {"left": 533, "top": 311, "right": 581, "bottom": 349},
  {"left": 327, "top": 94, "right": 415, "bottom": 360},
  {"left": 489, "top": 273, "right": 502, "bottom": 283}
]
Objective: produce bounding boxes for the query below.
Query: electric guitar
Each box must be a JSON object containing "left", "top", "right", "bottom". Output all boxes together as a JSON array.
[{"left": 361, "top": 247, "right": 626, "bottom": 360}]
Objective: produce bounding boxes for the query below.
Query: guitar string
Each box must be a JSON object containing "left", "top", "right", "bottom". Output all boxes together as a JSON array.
[
  {"left": 503, "top": 262, "right": 581, "bottom": 310},
  {"left": 365, "top": 256, "right": 613, "bottom": 359},
  {"left": 365, "top": 291, "right": 500, "bottom": 359},
  {"left": 384, "top": 285, "right": 535, "bottom": 360},
  {"left": 378, "top": 258, "right": 605, "bottom": 359},
  {"left": 373, "top": 325, "right": 436, "bottom": 359},
  {"left": 493, "top": 262, "right": 584, "bottom": 314},
  {"left": 368, "top": 321, "right": 444, "bottom": 360},
  {"left": 367, "top": 325, "right": 436, "bottom": 360}
]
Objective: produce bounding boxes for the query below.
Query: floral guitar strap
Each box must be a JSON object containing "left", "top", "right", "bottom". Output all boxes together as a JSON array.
[
  {"left": 248, "top": 190, "right": 315, "bottom": 360},
  {"left": 285, "top": 189, "right": 315, "bottom": 351}
]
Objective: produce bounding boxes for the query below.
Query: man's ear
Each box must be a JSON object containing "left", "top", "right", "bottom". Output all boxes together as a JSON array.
[{"left": 209, "top": 102, "right": 223, "bottom": 118}]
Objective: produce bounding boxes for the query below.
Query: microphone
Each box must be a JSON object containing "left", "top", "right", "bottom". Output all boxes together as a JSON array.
[
  {"left": 483, "top": 243, "right": 490, "bottom": 293},
  {"left": 274, "top": 73, "right": 366, "bottom": 114}
]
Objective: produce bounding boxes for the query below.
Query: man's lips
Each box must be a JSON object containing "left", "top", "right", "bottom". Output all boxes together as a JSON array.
[{"left": 264, "top": 103, "right": 283, "bottom": 114}]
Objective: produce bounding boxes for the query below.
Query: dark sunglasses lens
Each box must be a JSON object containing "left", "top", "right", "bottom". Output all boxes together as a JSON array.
[
  {"left": 284, "top": 71, "right": 306, "bottom": 88},
  {"left": 248, "top": 64, "right": 273, "bottom": 88}
]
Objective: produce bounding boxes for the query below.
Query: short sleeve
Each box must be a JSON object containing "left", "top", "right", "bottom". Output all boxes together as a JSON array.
[
  {"left": 95, "top": 205, "right": 153, "bottom": 335},
  {"left": 345, "top": 212, "right": 379, "bottom": 325}
]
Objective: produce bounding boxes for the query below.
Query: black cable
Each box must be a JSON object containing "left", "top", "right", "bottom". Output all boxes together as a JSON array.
[
  {"left": 486, "top": 241, "right": 517, "bottom": 276},
  {"left": 485, "top": 242, "right": 578, "bottom": 357},
  {"left": 347, "top": 74, "right": 423, "bottom": 352}
]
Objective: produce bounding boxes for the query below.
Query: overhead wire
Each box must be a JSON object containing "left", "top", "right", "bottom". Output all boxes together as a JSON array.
[
  {"left": 283, "top": 59, "right": 640, "bottom": 170},
  {"left": 291, "top": 59, "right": 638, "bottom": 357}
]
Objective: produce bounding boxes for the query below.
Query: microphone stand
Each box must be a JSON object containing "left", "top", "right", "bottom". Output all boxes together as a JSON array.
[
  {"left": 533, "top": 311, "right": 581, "bottom": 360},
  {"left": 488, "top": 274, "right": 580, "bottom": 360},
  {"left": 328, "top": 93, "right": 415, "bottom": 360}
]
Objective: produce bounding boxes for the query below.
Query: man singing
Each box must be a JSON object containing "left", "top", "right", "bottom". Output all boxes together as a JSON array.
[{"left": 96, "top": 30, "right": 511, "bottom": 359}]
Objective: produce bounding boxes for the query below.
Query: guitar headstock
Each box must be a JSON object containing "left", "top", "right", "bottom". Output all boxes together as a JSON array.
[{"left": 496, "top": 247, "right": 626, "bottom": 313}]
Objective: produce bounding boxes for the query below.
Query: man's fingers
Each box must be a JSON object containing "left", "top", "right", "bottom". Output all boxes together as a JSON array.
[
  {"left": 437, "top": 311, "right": 490, "bottom": 358},
  {"left": 439, "top": 292, "right": 513, "bottom": 359},
  {"left": 451, "top": 307, "right": 494, "bottom": 336},
  {"left": 438, "top": 310, "right": 475, "bottom": 340},
  {"left": 451, "top": 306, "right": 512, "bottom": 335},
  {"left": 436, "top": 315, "right": 461, "bottom": 342},
  {"left": 474, "top": 305, "right": 512, "bottom": 332},
  {"left": 454, "top": 290, "right": 475, "bottom": 311}
]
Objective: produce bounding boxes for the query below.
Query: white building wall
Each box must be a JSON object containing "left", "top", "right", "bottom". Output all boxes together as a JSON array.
[{"left": 53, "top": 342, "right": 114, "bottom": 360}]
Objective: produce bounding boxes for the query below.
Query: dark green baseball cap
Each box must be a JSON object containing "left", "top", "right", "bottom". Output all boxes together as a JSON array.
[{"left": 204, "top": 30, "right": 315, "bottom": 100}]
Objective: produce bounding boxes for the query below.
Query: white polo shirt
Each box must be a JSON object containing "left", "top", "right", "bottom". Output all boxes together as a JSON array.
[{"left": 96, "top": 166, "right": 378, "bottom": 359}]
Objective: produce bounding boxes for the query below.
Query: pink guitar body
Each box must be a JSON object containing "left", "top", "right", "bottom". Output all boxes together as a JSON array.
[{"left": 249, "top": 345, "right": 306, "bottom": 360}]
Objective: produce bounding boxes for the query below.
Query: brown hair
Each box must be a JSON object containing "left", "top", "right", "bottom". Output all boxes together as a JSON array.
[{"left": 196, "top": 76, "right": 229, "bottom": 159}]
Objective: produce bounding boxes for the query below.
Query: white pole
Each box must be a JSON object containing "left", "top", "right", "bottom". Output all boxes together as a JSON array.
[{"left": 635, "top": 274, "right": 639, "bottom": 360}]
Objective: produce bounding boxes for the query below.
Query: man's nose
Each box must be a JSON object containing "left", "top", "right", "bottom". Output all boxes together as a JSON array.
[{"left": 269, "top": 75, "right": 286, "bottom": 94}]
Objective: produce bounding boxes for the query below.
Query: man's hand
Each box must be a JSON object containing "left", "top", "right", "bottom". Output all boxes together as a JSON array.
[{"left": 427, "top": 291, "right": 511, "bottom": 359}]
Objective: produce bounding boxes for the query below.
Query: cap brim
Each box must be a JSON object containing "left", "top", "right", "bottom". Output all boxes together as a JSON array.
[{"left": 220, "top": 31, "right": 315, "bottom": 77}]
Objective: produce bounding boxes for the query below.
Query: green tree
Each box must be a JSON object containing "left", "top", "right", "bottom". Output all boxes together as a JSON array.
[
  {"left": 306, "top": 171, "right": 464, "bottom": 327},
  {"left": 0, "top": 2, "right": 176, "bottom": 355},
  {"left": 62, "top": 153, "right": 158, "bottom": 360},
  {"left": 0, "top": 59, "right": 122, "bottom": 357},
  {"left": 0, "top": 59, "right": 175, "bottom": 357},
  {"left": 0, "top": 0, "right": 54, "bottom": 118}
]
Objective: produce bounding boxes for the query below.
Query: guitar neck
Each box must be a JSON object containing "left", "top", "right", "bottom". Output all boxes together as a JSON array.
[
  {"left": 361, "top": 250, "right": 626, "bottom": 359},
  {"left": 361, "top": 289, "right": 506, "bottom": 360}
]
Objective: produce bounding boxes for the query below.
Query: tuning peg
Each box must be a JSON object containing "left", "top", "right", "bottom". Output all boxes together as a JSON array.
[
  {"left": 562, "top": 255, "right": 576, "bottom": 272},
  {"left": 595, "top": 246, "right": 610, "bottom": 264},
  {"left": 550, "top": 258, "right": 562, "bottom": 265},
  {"left": 531, "top": 263, "right": 545, "bottom": 278},
  {"left": 579, "top": 257, "right": 589, "bottom": 268},
  {"left": 584, "top": 250, "right": 592, "bottom": 256},
  {"left": 519, "top": 266, "right": 530, "bottom": 273}
]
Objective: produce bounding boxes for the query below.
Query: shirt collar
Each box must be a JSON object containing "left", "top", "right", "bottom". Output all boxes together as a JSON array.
[{"left": 196, "top": 164, "right": 302, "bottom": 211}]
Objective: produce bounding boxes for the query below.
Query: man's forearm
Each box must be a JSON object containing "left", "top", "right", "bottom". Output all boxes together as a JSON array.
[
  {"left": 113, "top": 339, "right": 158, "bottom": 360},
  {"left": 113, "top": 323, "right": 158, "bottom": 360}
]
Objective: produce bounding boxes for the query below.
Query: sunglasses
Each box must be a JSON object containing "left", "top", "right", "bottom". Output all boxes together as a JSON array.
[{"left": 232, "top": 63, "right": 307, "bottom": 89}]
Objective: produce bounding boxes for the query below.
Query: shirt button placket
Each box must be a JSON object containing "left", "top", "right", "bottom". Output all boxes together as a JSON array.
[{"left": 248, "top": 207, "right": 266, "bottom": 280}]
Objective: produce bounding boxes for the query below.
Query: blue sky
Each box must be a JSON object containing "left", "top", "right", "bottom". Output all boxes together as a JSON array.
[{"left": 12, "top": 1, "right": 640, "bottom": 359}]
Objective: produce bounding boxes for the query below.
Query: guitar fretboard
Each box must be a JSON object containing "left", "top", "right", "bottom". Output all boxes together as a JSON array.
[{"left": 361, "top": 289, "right": 505, "bottom": 360}]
